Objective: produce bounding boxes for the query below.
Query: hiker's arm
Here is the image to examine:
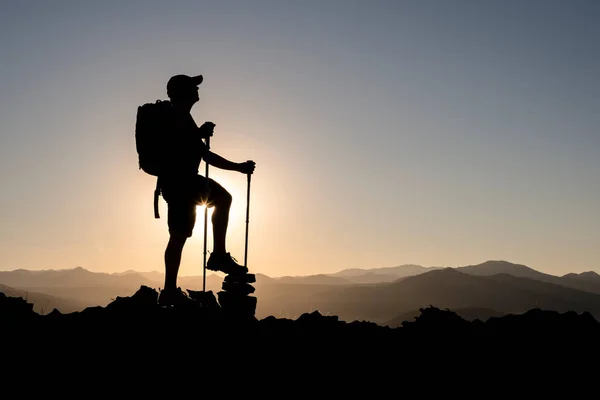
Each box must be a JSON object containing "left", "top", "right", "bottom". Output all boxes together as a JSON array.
[
  {"left": 204, "top": 151, "right": 243, "bottom": 172},
  {"left": 204, "top": 151, "right": 255, "bottom": 174}
]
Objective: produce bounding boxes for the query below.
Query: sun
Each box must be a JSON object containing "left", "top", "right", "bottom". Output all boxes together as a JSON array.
[{"left": 190, "top": 173, "right": 246, "bottom": 238}]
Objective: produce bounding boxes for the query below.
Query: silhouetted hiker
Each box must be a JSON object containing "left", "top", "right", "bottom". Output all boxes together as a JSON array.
[{"left": 139, "top": 74, "right": 255, "bottom": 306}]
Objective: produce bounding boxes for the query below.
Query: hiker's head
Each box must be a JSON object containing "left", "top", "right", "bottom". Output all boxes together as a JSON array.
[{"left": 167, "top": 74, "right": 203, "bottom": 105}]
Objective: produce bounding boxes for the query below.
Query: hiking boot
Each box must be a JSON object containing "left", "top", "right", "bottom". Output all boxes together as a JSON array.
[
  {"left": 206, "top": 252, "right": 248, "bottom": 276},
  {"left": 158, "top": 287, "right": 195, "bottom": 307}
]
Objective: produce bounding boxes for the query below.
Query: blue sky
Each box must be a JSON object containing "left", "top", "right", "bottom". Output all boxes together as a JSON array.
[{"left": 1, "top": 0, "right": 598, "bottom": 277}]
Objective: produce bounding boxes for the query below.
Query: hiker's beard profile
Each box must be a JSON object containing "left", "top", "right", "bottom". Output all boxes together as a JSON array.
[{"left": 171, "top": 89, "right": 199, "bottom": 109}]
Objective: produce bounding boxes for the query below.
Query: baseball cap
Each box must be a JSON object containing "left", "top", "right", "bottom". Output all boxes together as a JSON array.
[{"left": 166, "top": 74, "right": 203, "bottom": 97}]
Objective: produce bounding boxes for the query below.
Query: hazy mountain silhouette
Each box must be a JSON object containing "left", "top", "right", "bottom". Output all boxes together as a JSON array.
[
  {"left": 457, "top": 260, "right": 563, "bottom": 280},
  {"left": 342, "top": 272, "right": 403, "bottom": 284},
  {"left": 340, "top": 260, "right": 600, "bottom": 295},
  {"left": 275, "top": 274, "right": 352, "bottom": 285},
  {"left": 253, "top": 264, "right": 440, "bottom": 285},
  {"left": 3, "top": 260, "right": 600, "bottom": 324},
  {"left": 563, "top": 271, "right": 600, "bottom": 281},
  {"left": 0, "top": 284, "right": 89, "bottom": 314},
  {"left": 331, "top": 264, "right": 441, "bottom": 281},
  {"left": 0, "top": 266, "right": 225, "bottom": 306},
  {"left": 560, "top": 271, "right": 600, "bottom": 294},
  {"left": 132, "top": 270, "right": 277, "bottom": 293},
  {"left": 117, "top": 269, "right": 222, "bottom": 287},
  {"left": 253, "top": 273, "right": 278, "bottom": 284},
  {"left": 120, "top": 270, "right": 165, "bottom": 282},
  {"left": 252, "top": 282, "right": 344, "bottom": 319},
  {"left": 258, "top": 268, "right": 600, "bottom": 324},
  {"left": 457, "top": 260, "right": 600, "bottom": 294},
  {"left": 0, "top": 266, "right": 153, "bottom": 288}
]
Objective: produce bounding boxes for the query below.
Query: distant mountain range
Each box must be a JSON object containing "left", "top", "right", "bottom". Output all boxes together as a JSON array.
[
  {"left": 302, "top": 268, "right": 600, "bottom": 324},
  {"left": 330, "top": 264, "right": 441, "bottom": 283},
  {"left": 0, "top": 284, "right": 89, "bottom": 315},
  {"left": 0, "top": 266, "right": 225, "bottom": 307},
  {"left": 1, "top": 260, "right": 599, "bottom": 323}
]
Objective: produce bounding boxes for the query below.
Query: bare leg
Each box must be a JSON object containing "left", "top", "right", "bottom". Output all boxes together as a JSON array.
[
  {"left": 164, "top": 234, "right": 187, "bottom": 290},
  {"left": 202, "top": 179, "right": 246, "bottom": 274},
  {"left": 211, "top": 190, "right": 232, "bottom": 255}
]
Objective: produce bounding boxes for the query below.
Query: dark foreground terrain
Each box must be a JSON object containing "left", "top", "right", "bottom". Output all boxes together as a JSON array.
[{"left": 3, "top": 285, "right": 599, "bottom": 382}]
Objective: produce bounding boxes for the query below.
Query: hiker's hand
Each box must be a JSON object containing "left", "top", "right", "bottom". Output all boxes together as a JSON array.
[
  {"left": 238, "top": 160, "right": 256, "bottom": 175},
  {"left": 198, "top": 122, "right": 215, "bottom": 139}
]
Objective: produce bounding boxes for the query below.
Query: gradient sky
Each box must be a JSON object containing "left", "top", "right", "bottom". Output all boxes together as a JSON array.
[{"left": 1, "top": 0, "right": 599, "bottom": 277}]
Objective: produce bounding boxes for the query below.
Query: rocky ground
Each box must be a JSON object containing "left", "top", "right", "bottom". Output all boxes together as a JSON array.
[{"left": 2, "top": 285, "right": 599, "bottom": 378}]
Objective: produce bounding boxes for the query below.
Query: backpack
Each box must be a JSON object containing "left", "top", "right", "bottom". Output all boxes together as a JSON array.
[
  {"left": 135, "top": 99, "right": 175, "bottom": 176},
  {"left": 135, "top": 99, "right": 174, "bottom": 218}
]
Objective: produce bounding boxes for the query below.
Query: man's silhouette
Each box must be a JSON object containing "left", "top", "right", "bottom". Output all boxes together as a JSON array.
[{"left": 157, "top": 74, "right": 255, "bottom": 306}]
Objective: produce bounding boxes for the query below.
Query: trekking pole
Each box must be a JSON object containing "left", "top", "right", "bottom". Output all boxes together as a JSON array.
[
  {"left": 203, "top": 136, "right": 211, "bottom": 292},
  {"left": 244, "top": 173, "right": 251, "bottom": 269}
]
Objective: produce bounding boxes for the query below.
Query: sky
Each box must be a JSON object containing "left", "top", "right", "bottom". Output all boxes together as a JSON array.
[{"left": 1, "top": 0, "right": 599, "bottom": 278}]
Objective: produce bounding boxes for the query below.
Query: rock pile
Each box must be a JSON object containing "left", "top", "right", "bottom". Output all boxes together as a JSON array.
[{"left": 217, "top": 273, "right": 257, "bottom": 318}]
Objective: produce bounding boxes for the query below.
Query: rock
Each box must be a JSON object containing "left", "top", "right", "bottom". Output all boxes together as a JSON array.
[
  {"left": 48, "top": 308, "right": 62, "bottom": 317},
  {"left": 401, "top": 306, "right": 472, "bottom": 334},
  {"left": 224, "top": 273, "right": 256, "bottom": 284},
  {"left": 131, "top": 285, "right": 159, "bottom": 304},
  {"left": 187, "top": 289, "right": 220, "bottom": 308},
  {"left": 221, "top": 281, "right": 255, "bottom": 295},
  {"left": 106, "top": 285, "right": 159, "bottom": 311},
  {"left": 217, "top": 291, "right": 257, "bottom": 316},
  {"left": 0, "top": 292, "right": 38, "bottom": 322},
  {"left": 219, "top": 272, "right": 257, "bottom": 317}
]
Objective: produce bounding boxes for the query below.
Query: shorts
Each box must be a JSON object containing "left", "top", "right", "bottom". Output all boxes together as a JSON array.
[{"left": 160, "top": 174, "right": 230, "bottom": 238}]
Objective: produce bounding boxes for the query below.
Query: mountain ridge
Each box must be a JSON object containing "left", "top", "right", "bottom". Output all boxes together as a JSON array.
[
  {"left": 3, "top": 260, "right": 600, "bottom": 321},
  {"left": 271, "top": 267, "right": 600, "bottom": 323},
  {"left": 2, "top": 259, "right": 598, "bottom": 282}
]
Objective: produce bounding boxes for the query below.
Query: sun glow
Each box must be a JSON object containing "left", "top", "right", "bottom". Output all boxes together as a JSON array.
[{"left": 191, "top": 173, "right": 247, "bottom": 240}]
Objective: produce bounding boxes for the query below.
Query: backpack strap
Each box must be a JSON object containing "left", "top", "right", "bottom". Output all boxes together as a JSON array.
[{"left": 154, "top": 178, "right": 161, "bottom": 219}]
